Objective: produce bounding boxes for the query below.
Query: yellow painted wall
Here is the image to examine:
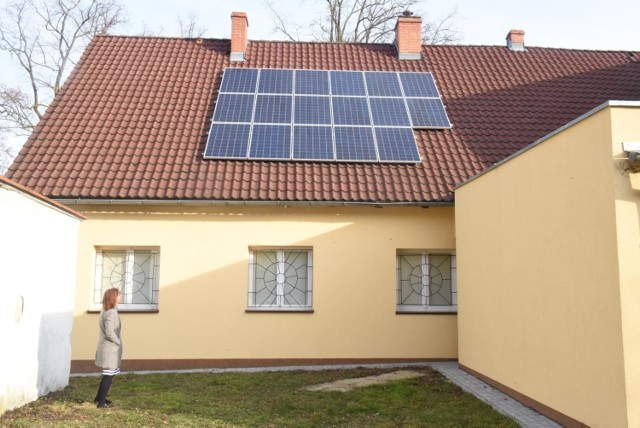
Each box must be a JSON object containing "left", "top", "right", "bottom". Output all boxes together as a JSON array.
[
  {"left": 610, "top": 107, "right": 640, "bottom": 428},
  {"left": 71, "top": 205, "right": 457, "bottom": 362},
  {"left": 456, "top": 105, "right": 640, "bottom": 427}
]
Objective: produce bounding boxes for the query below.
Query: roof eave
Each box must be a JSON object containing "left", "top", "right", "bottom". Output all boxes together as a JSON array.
[{"left": 53, "top": 198, "right": 454, "bottom": 208}]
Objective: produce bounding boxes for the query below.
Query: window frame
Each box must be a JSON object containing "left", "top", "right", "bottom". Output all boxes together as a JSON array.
[
  {"left": 247, "top": 247, "right": 313, "bottom": 312},
  {"left": 92, "top": 247, "right": 160, "bottom": 312},
  {"left": 396, "top": 250, "right": 457, "bottom": 314}
]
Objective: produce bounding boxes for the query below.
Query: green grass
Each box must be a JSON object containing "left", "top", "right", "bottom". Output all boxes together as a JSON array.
[{"left": 0, "top": 366, "right": 518, "bottom": 427}]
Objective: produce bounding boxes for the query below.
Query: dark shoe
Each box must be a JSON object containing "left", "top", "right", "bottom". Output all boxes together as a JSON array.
[
  {"left": 96, "top": 401, "right": 112, "bottom": 408},
  {"left": 94, "top": 398, "right": 112, "bottom": 405}
]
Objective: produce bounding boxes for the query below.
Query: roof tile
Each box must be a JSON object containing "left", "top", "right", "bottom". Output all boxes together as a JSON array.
[{"left": 6, "top": 36, "right": 640, "bottom": 203}]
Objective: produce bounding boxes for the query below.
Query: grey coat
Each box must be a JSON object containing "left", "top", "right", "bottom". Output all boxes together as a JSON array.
[{"left": 95, "top": 308, "right": 122, "bottom": 369}]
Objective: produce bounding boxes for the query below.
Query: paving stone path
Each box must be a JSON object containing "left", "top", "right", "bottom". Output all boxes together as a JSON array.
[{"left": 429, "top": 362, "right": 561, "bottom": 428}]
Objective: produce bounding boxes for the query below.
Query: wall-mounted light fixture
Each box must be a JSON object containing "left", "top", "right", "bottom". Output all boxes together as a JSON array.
[{"left": 622, "top": 141, "right": 640, "bottom": 162}]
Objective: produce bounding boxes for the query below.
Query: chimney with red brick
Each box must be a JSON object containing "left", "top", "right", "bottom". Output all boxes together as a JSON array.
[
  {"left": 506, "top": 29, "right": 525, "bottom": 51},
  {"left": 395, "top": 11, "right": 422, "bottom": 60},
  {"left": 230, "top": 12, "right": 249, "bottom": 61}
]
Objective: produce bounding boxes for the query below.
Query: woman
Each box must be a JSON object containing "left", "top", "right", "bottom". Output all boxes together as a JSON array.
[{"left": 94, "top": 287, "right": 123, "bottom": 408}]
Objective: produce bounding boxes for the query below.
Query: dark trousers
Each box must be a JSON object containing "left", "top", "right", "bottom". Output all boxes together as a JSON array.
[{"left": 95, "top": 375, "right": 114, "bottom": 405}]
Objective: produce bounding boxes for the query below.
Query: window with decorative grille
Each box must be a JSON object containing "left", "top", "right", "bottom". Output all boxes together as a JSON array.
[
  {"left": 396, "top": 252, "right": 456, "bottom": 313},
  {"left": 248, "top": 249, "right": 313, "bottom": 311},
  {"left": 93, "top": 249, "right": 160, "bottom": 311}
]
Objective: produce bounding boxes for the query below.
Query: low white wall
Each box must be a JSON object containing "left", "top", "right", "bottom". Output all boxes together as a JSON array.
[{"left": 0, "top": 180, "right": 82, "bottom": 414}]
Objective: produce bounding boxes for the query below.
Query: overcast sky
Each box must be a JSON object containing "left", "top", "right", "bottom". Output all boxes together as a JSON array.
[{"left": 123, "top": 0, "right": 640, "bottom": 50}]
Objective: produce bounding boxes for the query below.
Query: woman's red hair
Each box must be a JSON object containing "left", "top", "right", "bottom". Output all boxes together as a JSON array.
[{"left": 102, "top": 288, "right": 120, "bottom": 311}]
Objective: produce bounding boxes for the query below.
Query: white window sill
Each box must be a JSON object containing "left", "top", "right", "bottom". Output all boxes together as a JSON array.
[
  {"left": 396, "top": 306, "right": 457, "bottom": 315},
  {"left": 246, "top": 308, "right": 314, "bottom": 313}
]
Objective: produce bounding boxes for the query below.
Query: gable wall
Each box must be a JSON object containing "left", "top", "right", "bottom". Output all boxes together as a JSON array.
[
  {"left": 69, "top": 205, "right": 457, "bottom": 368},
  {"left": 610, "top": 106, "right": 640, "bottom": 428},
  {"left": 455, "top": 105, "right": 629, "bottom": 427}
]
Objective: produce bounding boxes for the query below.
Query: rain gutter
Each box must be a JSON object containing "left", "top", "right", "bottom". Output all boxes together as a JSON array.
[{"left": 54, "top": 198, "right": 454, "bottom": 208}]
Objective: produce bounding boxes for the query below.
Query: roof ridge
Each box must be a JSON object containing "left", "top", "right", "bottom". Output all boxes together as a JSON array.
[
  {"left": 424, "top": 43, "right": 640, "bottom": 54},
  {"left": 94, "top": 34, "right": 640, "bottom": 54},
  {"left": 96, "top": 34, "right": 218, "bottom": 41}
]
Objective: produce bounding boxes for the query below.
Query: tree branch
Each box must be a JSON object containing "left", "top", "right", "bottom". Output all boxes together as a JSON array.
[
  {"left": 178, "top": 12, "right": 207, "bottom": 38},
  {"left": 265, "top": 0, "right": 304, "bottom": 42},
  {"left": 0, "top": 133, "right": 16, "bottom": 174},
  {"left": 268, "top": 0, "right": 451, "bottom": 45},
  {"left": 0, "top": 0, "right": 125, "bottom": 135},
  {"left": 422, "top": 7, "right": 461, "bottom": 45}
]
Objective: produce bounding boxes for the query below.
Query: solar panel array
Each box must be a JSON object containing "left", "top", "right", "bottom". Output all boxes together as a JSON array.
[{"left": 204, "top": 68, "right": 451, "bottom": 162}]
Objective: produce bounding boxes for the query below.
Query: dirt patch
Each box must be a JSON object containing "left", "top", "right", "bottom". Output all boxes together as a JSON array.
[{"left": 306, "top": 370, "right": 424, "bottom": 392}]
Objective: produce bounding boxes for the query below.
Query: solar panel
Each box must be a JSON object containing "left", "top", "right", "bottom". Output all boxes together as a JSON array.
[
  {"left": 249, "top": 125, "right": 291, "bottom": 159},
  {"left": 254, "top": 95, "right": 292, "bottom": 124},
  {"left": 205, "top": 68, "right": 451, "bottom": 163},
  {"left": 219, "top": 68, "right": 258, "bottom": 93},
  {"left": 375, "top": 127, "right": 421, "bottom": 162},
  {"left": 365, "top": 72, "right": 402, "bottom": 97},
  {"left": 369, "top": 98, "right": 411, "bottom": 126},
  {"left": 294, "top": 96, "right": 331, "bottom": 125},
  {"left": 295, "top": 70, "right": 329, "bottom": 95},
  {"left": 212, "top": 94, "right": 255, "bottom": 123},
  {"left": 406, "top": 98, "right": 451, "bottom": 128},
  {"left": 399, "top": 72, "right": 439, "bottom": 98},
  {"left": 335, "top": 127, "right": 377, "bottom": 161},
  {"left": 293, "top": 126, "right": 334, "bottom": 160},
  {"left": 332, "top": 97, "right": 370, "bottom": 126},
  {"left": 330, "top": 71, "right": 366, "bottom": 96},
  {"left": 204, "top": 124, "right": 250, "bottom": 158},
  {"left": 258, "top": 69, "right": 293, "bottom": 94}
]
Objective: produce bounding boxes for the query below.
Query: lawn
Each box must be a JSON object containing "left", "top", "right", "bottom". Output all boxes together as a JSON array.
[{"left": 1, "top": 366, "right": 518, "bottom": 427}]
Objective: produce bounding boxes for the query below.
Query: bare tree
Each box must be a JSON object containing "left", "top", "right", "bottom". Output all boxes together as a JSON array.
[
  {"left": 0, "top": 0, "right": 125, "bottom": 136},
  {"left": 0, "top": 134, "right": 14, "bottom": 175},
  {"left": 178, "top": 12, "right": 207, "bottom": 38},
  {"left": 266, "top": 1, "right": 306, "bottom": 42},
  {"left": 0, "top": 84, "right": 34, "bottom": 132},
  {"left": 421, "top": 7, "right": 460, "bottom": 45},
  {"left": 267, "top": 0, "right": 460, "bottom": 44}
]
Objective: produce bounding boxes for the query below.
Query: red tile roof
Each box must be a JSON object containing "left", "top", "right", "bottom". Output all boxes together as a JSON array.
[{"left": 6, "top": 36, "right": 640, "bottom": 203}]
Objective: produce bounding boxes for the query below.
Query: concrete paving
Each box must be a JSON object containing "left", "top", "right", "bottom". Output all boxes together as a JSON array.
[{"left": 429, "top": 362, "right": 561, "bottom": 428}]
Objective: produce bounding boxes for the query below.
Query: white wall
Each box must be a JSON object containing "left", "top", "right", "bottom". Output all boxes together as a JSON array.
[{"left": 0, "top": 181, "right": 82, "bottom": 415}]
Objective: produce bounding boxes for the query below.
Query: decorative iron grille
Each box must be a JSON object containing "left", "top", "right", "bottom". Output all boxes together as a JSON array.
[
  {"left": 249, "top": 249, "right": 312, "bottom": 309},
  {"left": 397, "top": 253, "right": 456, "bottom": 311}
]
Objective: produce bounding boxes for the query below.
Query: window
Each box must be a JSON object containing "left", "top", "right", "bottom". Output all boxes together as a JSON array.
[
  {"left": 397, "top": 252, "right": 456, "bottom": 313},
  {"left": 93, "top": 249, "right": 160, "bottom": 311},
  {"left": 248, "top": 249, "right": 312, "bottom": 311}
]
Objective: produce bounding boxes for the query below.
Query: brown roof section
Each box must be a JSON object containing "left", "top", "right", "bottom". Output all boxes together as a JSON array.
[{"left": 6, "top": 36, "right": 640, "bottom": 203}]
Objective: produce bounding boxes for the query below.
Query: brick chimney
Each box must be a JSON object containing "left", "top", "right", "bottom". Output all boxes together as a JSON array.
[
  {"left": 506, "top": 29, "right": 525, "bottom": 51},
  {"left": 230, "top": 12, "right": 249, "bottom": 61},
  {"left": 395, "top": 11, "right": 422, "bottom": 60}
]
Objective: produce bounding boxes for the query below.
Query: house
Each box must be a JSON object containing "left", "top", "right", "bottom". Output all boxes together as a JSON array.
[
  {"left": 5, "top": 10, "right": 640, "bottom": 426},
  {"left": 0, "top": 176, "right": 84, "bottom": 414}
]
